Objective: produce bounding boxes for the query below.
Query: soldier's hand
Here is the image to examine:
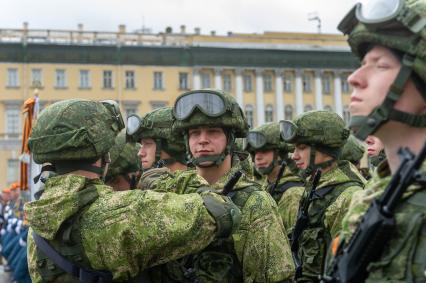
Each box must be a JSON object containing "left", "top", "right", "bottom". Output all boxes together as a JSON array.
[{"left": 201, "top": 192, "right": 241, "bottom": 238}]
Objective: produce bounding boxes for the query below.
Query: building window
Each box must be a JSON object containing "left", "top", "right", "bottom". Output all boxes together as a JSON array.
[
  {"left": 341, "top": 74, "right": 350, "bottom": 93},
  {"left": 265, "top": 104, "right": 274, "bottom": 123},
  {"left": 79, "top": 70, "right": 90, "bottom": 89},
  {"left": 324, "top": 105, "right": 333, "bottom": 112},
  {"left": 31, "top": 69, "right": 42, "bottom": 87},
  {"left": 201, "top": 72, "right": 211, "bottom": 88},
  {"left": 303, "top": 73, "right": 312, "bottom": 92},
  {"left": 5, "top": 105, "right": 21, "bottom": 135},
  {"left": 103, "top": 70, "right": 113, "bottom": 89},
  {"left": 263, "top": 74, "right": 273, "bottom": 92},
  {"left": 304, "top": 104, "right": 313, "bottom": 112},
  {"left": 7, "top": 159, "right": 19, "bottom": 185},
  {"left": 285, "top": 105, "right": 293, "bottom": 120},
  {"left": 343, "top": 105, "right": 351, "bottom": 125},
  {"left": 223, "top": 74, "right": 232, "bottom": 92},
  {"left": 243, "top": 74, "right": 252, "bottom": 92},
  {"left": 179, "top": 72, "right": 189, "bottom": 90},
  {"left": 55, "top": 69, "right": 67, "bottom": 88},
  {"left": 150, "top": 101, "right": 167, "bottom": 110},
  {"left": 245, "top": 105, "right": 254, "bottom": 128},
  {"left": 153, "top": 72, "right": 163, "bottom": 90},
  {"left": 283, "top": 74, "right": 293, "bottom": 92},
  {"left": 7, "top": 68, "right": 19, "bottom": 87},
  {"left": 126, "top": 71, "right": 135, "bottom": 89},
  {"left": 322, "top": 74, "right": 331, "bottom": 94}
]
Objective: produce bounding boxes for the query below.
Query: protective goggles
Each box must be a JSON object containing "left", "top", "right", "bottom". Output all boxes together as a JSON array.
[
  {"left": 279, "top": 120, "right": 298, "bottom": 143},
  {"left": 338, "top": 0, "right": 426, "bottom": 34},
  {"left": 101, "top": 100, "right": 125, "bottom": 131},
  {"left": 126, "top": 115, "right": 143, "bottom": 136},
  {"left": 246, "top": 132, "right": 267, "bottom": 149},
  {"left": 173, "top": 91, "right": 226, "bottom": 120}
]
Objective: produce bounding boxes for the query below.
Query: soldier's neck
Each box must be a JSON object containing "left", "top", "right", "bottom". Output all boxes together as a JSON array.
[
  {"left": 196, "top": 155, "right": 232, "bottom": 185},
  {"left": 167, "top": 162, "right": 187, "bottom": 172},
  {"left": 267, "top": 165, "right": 281, "bottom": 183}
]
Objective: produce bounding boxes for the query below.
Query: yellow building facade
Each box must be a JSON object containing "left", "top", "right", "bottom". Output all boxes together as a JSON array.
[{"left": 0, "top": 24, "right": 359, "bottom": 188}]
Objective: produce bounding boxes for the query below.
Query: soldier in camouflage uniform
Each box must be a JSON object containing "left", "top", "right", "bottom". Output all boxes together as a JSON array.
[
  {"left": 24, "top": 99, "right": 242, "bottom": 283},
  {"left": 127, "top": 107, "right": 188, "bottom": 173},
  {"left": 104, "top": 130, "right": 142, "bottom": 191},
  {"left": 151, "top": 89, "right": 295, "bottom": 282},
  {"left": 325, "top": 0, "right": 426, "bottom": 281},
  {"left": 280, "top": 110, "right": 365, "bottom": 282},
  {"left": 365, "top": 135, "right": 386, "bottom": 168},
  {"left": 245, "top": 122, "right": 304, "bottom": 234}
]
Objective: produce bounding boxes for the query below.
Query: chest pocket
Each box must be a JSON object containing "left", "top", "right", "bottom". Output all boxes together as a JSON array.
[{"left": 366, "top": 190, "right": 426, "bottom": 283}]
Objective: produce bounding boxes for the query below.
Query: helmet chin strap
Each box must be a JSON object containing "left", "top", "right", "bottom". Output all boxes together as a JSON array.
[
  {"left": 350, "top": 54, "right": 426, "bottom": 140},
  {"left": 185, "top": 130, "right": 235, "bottom": 168},
  {"left": 299, "top": 146, "right": 334, "bottom": 179},
  {"left": 256, "top": 151, "right": 279, "bottom": 175}
]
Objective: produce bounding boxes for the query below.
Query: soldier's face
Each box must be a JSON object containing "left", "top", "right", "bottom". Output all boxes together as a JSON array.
[
  {"left": 292, "top": 144, "right": 332, "bottom": 169},
  {"left": 348, "top": 45, "right": 401, "bottom": 118},
  {"left": 254, "top": 150, "right": 274, "bottom": 170},
  {"left": 365, "top": 135, "right": 384, "bottom": 157},
  {"left": 138, "top": 138, "right": 157, "bottom": 169},
  {"left": 188, "top": 127, "right": 227, "bottom": 166}
]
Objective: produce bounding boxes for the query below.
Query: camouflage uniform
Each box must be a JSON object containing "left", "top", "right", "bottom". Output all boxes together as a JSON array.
[
  {"left": 160, "top": 89, "right": 295, "bottom": 282},
  {"left": 25, "top": 99, "right": 241, "bottom": 283},
  {"left": 280, "top": 110, "right": 365, "bottom": 282}
]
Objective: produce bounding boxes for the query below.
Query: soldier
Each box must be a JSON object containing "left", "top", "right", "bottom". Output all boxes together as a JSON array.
[
  {"left": 24, "top": 99, "right": 241, "bottom": 283},
  {"left": 127, "top": 107, "right": 187, "bottom": 173},
  {"left": 245, "top": 122, "right": 304, "bottom": 234},
  {"left": 104, "top": 130, "right": 142, "bottom": 191},
  {"left": 280, "top": 110, "right": 365, "bottom": 282},
  {"left": 152, "top": 89, "right": 295, "bottom": 282},
  {"left": 326, "top": 0, "right": 426, "bottom": 281},
  {"left": 341, "top": 134, "right": 370, "bottom": 180},
  {"left": 365, "top": 135, "right": 386, "bottom": 167}
]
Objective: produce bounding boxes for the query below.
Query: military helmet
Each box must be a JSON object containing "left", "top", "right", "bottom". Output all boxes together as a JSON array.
[
  {"left": 338, "top": 0, "right": 426, "bottom": 139},
  {"left": 29, "top": 99, "right": 124, "bottom": 164},
  {"left": 172, "top": 89, "right": 249, "bottom": 138},
  {"left": 340, "top": 134, "right": 366, "bottom": 165},
  {"left": 105, "top": 130, "right": 142, "bottom": 182},
  {"left": 280, "top": 110, "right": 350, "bottom": 152},
  {"left": 127, "top": 107, "right": 186, "bottom": 155},
  {"left": 245, "top": 122, "right": 294, "bottom": 154}
]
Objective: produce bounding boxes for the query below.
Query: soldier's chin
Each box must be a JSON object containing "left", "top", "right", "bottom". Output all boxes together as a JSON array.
[{"left": 199, "top": 160, "right": 214, "bottom": 167}]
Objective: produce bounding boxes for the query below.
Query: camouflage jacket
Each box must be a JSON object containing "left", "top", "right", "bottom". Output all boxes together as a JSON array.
[
  {"left": 25, "top": 174, "right": 218, "bottom": 282},
  {"left": 148, "top": 156, "right": 295, "bottom": 282},
  {"left": 336, "top": 161, "right": 426, "bottom": 282},
  {"left": 294, "top": 160, "right": 365, "bottom": 282}
]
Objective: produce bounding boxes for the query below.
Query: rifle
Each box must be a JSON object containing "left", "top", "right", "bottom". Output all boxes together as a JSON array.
[
  {"left": 291, "top": 169, "right": 322, "bottom": 279},
  {"left": 221, "top": 171, "right": 243, "bottom": 196},
  {"left": 325, "top": 142, "right": 426, "bottom": 283},
  {"left": 269, "top": 160, "right": 287, "bottom": 196}
]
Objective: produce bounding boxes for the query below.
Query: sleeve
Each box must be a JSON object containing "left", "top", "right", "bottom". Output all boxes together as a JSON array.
[
  {"left": 81, "top": 189, "right": 217, "bottom": 281},
  {"left": 233, "top": 190, "right": 295, "bottom": 282},
  {"left": 277, "top": 186, "right": 305, "bottom": 233}
]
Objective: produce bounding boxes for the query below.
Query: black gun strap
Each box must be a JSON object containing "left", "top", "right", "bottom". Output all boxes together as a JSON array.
[{"left": 32, "top": 232, "right": 113, "bottom": 283}]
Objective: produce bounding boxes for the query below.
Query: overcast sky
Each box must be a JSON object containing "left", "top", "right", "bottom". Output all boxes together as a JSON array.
[{"left": 2, "top": 0, "right": 358, "bottom": 35}]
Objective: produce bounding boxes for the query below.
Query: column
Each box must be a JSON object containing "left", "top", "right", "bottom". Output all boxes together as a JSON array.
[
  {"left": 235, "top": 68, "right": 244, "bottom": 108},
  {"left": 275, "top": 69, "right": 284, "bottom": 121},
  {"left": 334, "top": 70, "right": 343, "bottom": 117},
  {"left": 192, "top": 67, "right": 201, "bottom": 90},
  {"left": 314, "top": 69, "right": 323, "bottom": 110},
  {"left": 255, "top": 69, "right": 265, "bottom": 126},
  {"left": 214, "top": 68, "right": 222, "bottom": 90},
  {"left": 295, "top": 69, "right": 304, "bottom": 115}
]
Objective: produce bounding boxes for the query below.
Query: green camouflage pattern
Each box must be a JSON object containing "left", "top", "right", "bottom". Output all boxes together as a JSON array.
[
  {"left": 146, "top": 156, "right": 295, "bottom": 282},
  {"left": 25, "top": 175, "right": 218, "bottom": 282},
  {"left": 29, "top": 99, "right": 121, "bottom": 163},
  {"left": 346, "top": 0, "right": 426, "bottom": 85},
  {"left": 246, "top": 122, "right": 294, "bottom": 154},
  {"left": 105, "top": 130, "right": 142, "bottom": 181},
  {"left": 337, "top": 161, "right": 426, "bottom": 282},
  {"left": 130, "top": 107, "right": 186, "bottom": 155},
  {"left": 172, "top": 89, "right": 249, "bottom": 138},
  {"left": 340, "top": 134, "right": 366, "bottom": 165},
  {"left": 290, "top": 110, "right": 350, "bottom": 149}
]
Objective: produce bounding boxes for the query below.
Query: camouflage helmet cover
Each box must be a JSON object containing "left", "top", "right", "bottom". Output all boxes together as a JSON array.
[
  {"left": 340, "top": 134, "right": 366, "bottom": 164},
  {"left": 246, "top": 122, "right": 294, "bottom": 153},
  {"left": 289, "top": 110, "right": 350, "bottom": 149},
  {"left": 106, "top": 130, "right": 142, "bottom": 181},
  {"left": 29, "top": 99, "right": 122, "bottom": 164},
  {"left": 172, "top": 89, "right": 249, "bottom": 138}
]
